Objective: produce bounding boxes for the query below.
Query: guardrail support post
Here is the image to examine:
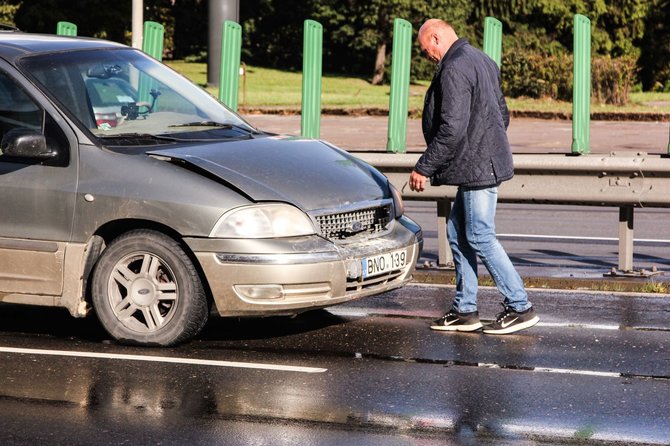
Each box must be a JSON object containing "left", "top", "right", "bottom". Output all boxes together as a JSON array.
[
  {"left": 437, "top": 200, "right": 453, "bottom": 267},
  {"left": 386, "top": 18, "right": 412, "bottom": 153},
  {"left": 483, "top": 17, "right": 502, "bottom": 67},
  {"left": 618, "top": 206, "right": 634, "bottom": 272},
  {"left": 218, "top": 20, "right": 242, "bottom": 111},
  {"left": 57, "top": 21, "right": 77, "bottom": 36},
  {"left": 572, "top": 14, "right": 591, "bottom": 154},
  {"left": 301, "top": 19, "right": 323, "bottom": 139}
]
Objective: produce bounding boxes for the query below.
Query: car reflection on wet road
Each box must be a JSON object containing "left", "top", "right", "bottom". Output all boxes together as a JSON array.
[{"left": 0, "top": 284, "right": 668, "bottom": 445}]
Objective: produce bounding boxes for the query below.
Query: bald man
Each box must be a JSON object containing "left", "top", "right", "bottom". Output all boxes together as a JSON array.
[{"left": 410, "top": 19, "right": 538, "bottom": 335}]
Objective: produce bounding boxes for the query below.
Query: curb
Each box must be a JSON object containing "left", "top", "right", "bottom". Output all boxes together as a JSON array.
[
  {"left": 411, "top": 268, "right": 670, "bottom": 294},
  {"left": 239, "top": 106, "right": 670, "bottom": 122}
]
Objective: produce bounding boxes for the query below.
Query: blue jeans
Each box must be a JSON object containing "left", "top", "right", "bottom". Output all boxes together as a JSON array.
[{"left": 448, "top": 185, "right": 530, "bottom": 313}]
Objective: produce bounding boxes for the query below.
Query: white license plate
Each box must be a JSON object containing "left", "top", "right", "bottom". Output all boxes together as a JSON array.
[{"left": 362, "top": 249, "right": 408, "bottom": 278}]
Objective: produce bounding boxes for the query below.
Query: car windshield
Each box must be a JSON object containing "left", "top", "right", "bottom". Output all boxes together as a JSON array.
[{"left": 19, "top": 48, "right": 255, "bottom": 141}]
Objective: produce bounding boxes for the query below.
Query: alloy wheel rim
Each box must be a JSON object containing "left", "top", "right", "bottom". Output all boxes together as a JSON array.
[{"left": 107, "top": 252, "right": 179, "bottom": 333}]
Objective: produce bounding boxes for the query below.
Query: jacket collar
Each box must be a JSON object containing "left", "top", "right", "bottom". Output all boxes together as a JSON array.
[{"left": 437, "top": 38, "right": 469, "bottom": 69}]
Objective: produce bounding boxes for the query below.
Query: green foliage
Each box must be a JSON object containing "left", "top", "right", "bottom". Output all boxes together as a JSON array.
[
  {"left": 240, "top": 0, "right": 474, "bottom": 82},
  {"left": 0, "top": 1, "right": 19, "bottom": 27},
  {"left": 592, "top": 55, "right": 638, "bottom": 104},
  {"left": 502, "top": 49, "right": 573, "bottom": 100},
  {"left": 11, "top": 0, "right": 130, "bottom": 42},
  {"left": 472, "top": 0, "right": 648, "bottom": 58},
  {"left": 1, "top": 0, "right": 668, "bottom": 94},
  {"left": 502, "top": 48, "right": 638, "bottom": 105},
  {"left": 171, "top": 0, "right": 207, "bottom": 60},
  {"left": 494, "top": 0, "right": 654, "bottom": 100},
  {"left": 639, "top": 0, "right": 670, "bottom": 91},
  {"left": 241, "top": 0, "right": 317, "bottom": 71}
]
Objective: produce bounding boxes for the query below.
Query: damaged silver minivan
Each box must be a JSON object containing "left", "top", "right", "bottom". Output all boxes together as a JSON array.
[{"left": 0, "top": 30, "right": 422, "bottom": 346}]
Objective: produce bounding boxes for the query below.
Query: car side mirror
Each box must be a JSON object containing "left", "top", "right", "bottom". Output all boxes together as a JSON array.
[{"left": 0, "top": 128, "right": 56, "bottom": 160}]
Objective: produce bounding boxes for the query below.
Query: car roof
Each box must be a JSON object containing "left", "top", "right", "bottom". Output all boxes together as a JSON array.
[{"left": 0, "top": 29, "right": 125, "bottom": 62}]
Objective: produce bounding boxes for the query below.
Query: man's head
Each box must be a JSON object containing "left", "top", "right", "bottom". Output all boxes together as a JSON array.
[{"left": 418, "top": 19, "right": 458, "bottom": 64}]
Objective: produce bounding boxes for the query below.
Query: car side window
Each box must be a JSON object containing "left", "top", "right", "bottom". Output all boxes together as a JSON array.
[
  {"left": 0, "top": 69, "right": 69, "bottom": 166},
  {"left": 0, "top": 70, "right": 42, "bottom": 137}
]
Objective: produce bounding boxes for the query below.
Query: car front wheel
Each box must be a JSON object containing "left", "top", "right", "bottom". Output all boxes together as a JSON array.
[{"left": 91, "top": 229, "right": 208, "bottom": 346}]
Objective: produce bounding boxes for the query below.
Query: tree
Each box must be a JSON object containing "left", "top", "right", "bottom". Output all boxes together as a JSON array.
[
  {"left": 0, "top": 0, "right": 19, "bottom": 27},
  {"left": 594, "top": 0, "right": 649, "bottom": 58},
  {"left": 12, "top": 0, "right": 130, "bottom": 42},
  {"left": 312, "top": 0, "right": 472, "bottom": 84},
  {"left": 172, "top": 0, "right": 207, "bottom": 60},
  {"left": 639, "top": 0, "right": 670, "bottom": 90},
  {"left": 241, "top": 0, "right": 319, "bottom": 70}
]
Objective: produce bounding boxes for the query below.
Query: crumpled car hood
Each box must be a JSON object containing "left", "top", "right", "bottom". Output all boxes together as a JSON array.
[{"left": 148, "top": 135, "right": 389, "bottom": 211}]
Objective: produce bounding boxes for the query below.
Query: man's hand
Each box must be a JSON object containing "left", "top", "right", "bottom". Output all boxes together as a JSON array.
[{"left": 409, "top": 170, "right": 427, "bottom": 192}]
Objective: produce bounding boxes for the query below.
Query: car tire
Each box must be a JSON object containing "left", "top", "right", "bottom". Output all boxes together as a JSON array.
[{"left": 91, "top": 229, "right": 208, "bottom": 346}]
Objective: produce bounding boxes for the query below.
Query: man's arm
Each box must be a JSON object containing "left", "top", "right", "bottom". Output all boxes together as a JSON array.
[{"left": 413, "top": 66, "right": 472, "bottom": 180}]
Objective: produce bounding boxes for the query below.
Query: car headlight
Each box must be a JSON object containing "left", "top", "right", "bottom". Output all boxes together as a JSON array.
[
  {"left": 210, "top": 203, "right": 315, "bottom": 238},
  {"left": 390, "top": 182, "right": 404, "bottom": 218}
]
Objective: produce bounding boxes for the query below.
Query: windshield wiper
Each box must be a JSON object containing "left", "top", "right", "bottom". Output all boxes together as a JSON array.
[
  {"left": 168, "top": 121, "right": 233, "bottom": 128},
  {"left": 168, "top": 121, "right": 261, "bottom": 134},
  {"left": 97, "top": 133, "right": 180, "bottom": 145}
]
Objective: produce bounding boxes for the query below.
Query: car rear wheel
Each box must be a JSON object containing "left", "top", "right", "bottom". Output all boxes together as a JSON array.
[{"left": 91, "top": 229, "right": 208, "bottom": 346}]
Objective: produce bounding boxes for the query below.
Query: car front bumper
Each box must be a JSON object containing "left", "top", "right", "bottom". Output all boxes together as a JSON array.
[{"left": 186, "top": 217, "right": 422, "bottom": 317}]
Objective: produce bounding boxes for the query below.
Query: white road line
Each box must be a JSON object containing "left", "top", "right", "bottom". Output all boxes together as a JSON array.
[
  {"left": 476, "top": 362, "right": 622, "bottom": 378},
  {"left": 537, "top": 321, "right": 620, "bottom": 330},
  {"left": 532, "top": 367, "right": 622, "bottom": 378},
  {"left": 330, "top": 306, "right": 624, "bottom": 331},
  {"left": 0, "top": 346, "right": 327, "bottom": 374},
  {"left": 497, "top": 233, "right": 670, "bottom": 243}
]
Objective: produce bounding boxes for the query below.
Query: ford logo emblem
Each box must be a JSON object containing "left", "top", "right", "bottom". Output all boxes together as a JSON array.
[
  {"left": 350, "top": 221, "right": 363, "bottom": 232},
  {"left": 137, "top": 288, "right": 151, "bottom": 295}
]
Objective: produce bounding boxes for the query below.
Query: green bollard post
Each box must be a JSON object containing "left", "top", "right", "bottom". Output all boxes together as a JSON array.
[
  {"left": 218, "top": 20, "right": 242, "bottom": 111},
  {"left": 301, "top": 20, "right": 322, "bottom": 139},
  {"left": 386, "top": 18, "right": 412, "bottom": 153},
  {"left": 142, "top": 21, "right": 164, "bottom": 61},
  {"left": 483, "top": 17, "right": 502, "bottom": 67},
  {"left": 57, "top": 21, "right": 77, "bottom": 36},
  {"left": 571, "top": 14, "right": 591, "bottom": 154}
]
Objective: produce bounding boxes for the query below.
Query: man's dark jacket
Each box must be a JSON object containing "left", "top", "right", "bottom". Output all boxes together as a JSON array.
[{"left": 414, "top": 38, "right": 514, "bottom": 187}]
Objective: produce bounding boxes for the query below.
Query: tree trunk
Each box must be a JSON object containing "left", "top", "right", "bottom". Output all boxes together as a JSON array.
[{"left": 371, "top": 41, "right": 386, "bottom": 85}]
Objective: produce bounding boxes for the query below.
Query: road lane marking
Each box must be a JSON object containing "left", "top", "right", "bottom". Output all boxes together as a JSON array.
[
  {"left": 471, "top": 361, "right": 639, "bottom": 379},
  {"left": 532, "top": 367, "right": 621, "bottom": 378},
  {"left": 537, "top": 321, "right": 620, "bottom": 330},
  {"left": 497, "top": 233, "right": 670, "bottom": 243},
  {"left": 0, "top": 346, "right": 327, "bottom": 373},
  {"left": 329, "top": 307, "right": 627, "bottom": 331}
]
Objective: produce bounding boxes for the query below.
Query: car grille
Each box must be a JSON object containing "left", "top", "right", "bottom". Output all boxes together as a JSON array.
[{"left": 315, "top": 204, "right": 392, "bottom": 240}]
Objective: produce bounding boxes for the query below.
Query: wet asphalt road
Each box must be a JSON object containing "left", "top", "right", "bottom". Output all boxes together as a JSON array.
[
  {"left": 406, "top": 202, "right": 670, "bottom": 279},
  {"left": 1, "top": 116, "right": 668, "bottom": 444},
  {"left": 0, "top": 285, "right": 668, "bottom": 445}
]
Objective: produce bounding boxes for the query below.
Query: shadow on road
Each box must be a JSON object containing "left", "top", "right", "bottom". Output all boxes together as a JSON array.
[{"left": 0, "top": 302, "right": 351, "bottom": 345}]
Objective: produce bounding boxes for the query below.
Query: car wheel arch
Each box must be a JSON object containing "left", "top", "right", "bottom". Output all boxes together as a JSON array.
[
  {"left": 83, "top": 219, "right": 215, "bottom": 313},
  {"left": 87, "top": 226, "right": 213, "bottom": 346}
]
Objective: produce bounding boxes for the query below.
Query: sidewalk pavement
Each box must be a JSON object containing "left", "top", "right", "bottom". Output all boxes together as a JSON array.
[{"left": 242, "top": 114, "right": 670, "bottom": 155}]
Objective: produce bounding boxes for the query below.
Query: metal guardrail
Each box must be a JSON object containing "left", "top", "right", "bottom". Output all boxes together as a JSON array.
[{"left": 354, "top": 151, "right": 670, "bottom": 273}]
